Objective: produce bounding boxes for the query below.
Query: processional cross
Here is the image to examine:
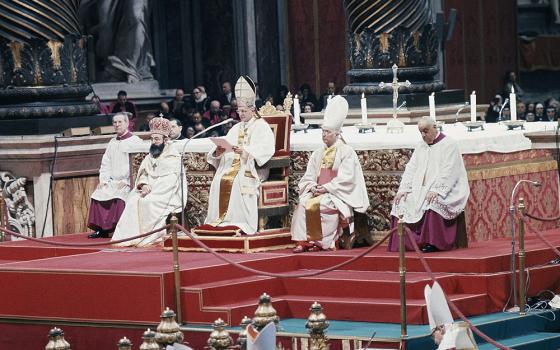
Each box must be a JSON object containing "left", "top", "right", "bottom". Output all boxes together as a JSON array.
[{"left": 379, "top": 64, "right": 411, "bottom": 120}]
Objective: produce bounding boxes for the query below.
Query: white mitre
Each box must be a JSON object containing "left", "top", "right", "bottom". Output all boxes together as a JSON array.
[
  {"left": 235, "top": 75, "right": 257, "bottom": 107},
  {"left": 322, "top": 95, "right": 348, "bottom": 131},
  {"left": 425, "top": 282, "right": 478, "bottom": 350},
  {"left": 246, "top": 322, "right": 276, "bottom": 350}
]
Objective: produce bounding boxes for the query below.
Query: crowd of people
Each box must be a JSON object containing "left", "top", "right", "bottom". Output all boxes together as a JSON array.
[
  {"left": 92, "top": 80, "right": 339, "bottom": 139},
  {"left": 485, "top": 71, "right": 559, "bottom": 123}
]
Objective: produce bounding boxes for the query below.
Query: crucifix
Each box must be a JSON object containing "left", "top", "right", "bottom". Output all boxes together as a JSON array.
[{"left": 379, "top": 64, "right": 411, "bottom": 120}]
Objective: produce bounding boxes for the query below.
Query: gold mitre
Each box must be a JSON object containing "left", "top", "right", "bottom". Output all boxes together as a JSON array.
[{"left": 235, "top": 75, "right": 257, "bottom": 107}]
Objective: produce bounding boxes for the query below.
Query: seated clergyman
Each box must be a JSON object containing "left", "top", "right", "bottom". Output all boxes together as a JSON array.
[
  {"left": 203, "top": 76, "right": 276, "bottom": 235},
  {"left": 388, "top": 116, "right": 470, "bottom": 253},
  {"left": 87, "top": 112, "right": 141, "bottom": 238},
  {"left": 291, "top": 96, "right": 369, "bottom": 252},
  {"left": 110, "top": 116, "right": 187, "bottom": 247}
]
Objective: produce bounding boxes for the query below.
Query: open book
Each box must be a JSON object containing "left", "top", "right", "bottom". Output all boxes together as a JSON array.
[{"left": 209, "top": 137, "right": 234, "bottom": 153}]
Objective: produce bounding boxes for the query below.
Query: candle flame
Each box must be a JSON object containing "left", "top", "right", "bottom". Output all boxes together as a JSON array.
[
  {"left": 511, "top": 86, "right": 515, "bottom": 93},
  {"left": 471, "top": 91, "right": 476, "bottom": 95},
  {"left": 361, "top": 92, "right": 365, "bottom": 99},
  {"left": 431, "top": 92, "right": 435, "bottom": 96}
]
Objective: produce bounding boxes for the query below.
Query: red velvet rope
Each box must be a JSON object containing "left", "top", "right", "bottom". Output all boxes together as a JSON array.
[
  {"left": 521, "top": 216, "right": 560, "bottom": 257},
  {"left": 403, "top": 227, "right": 512, "bottom": 350},
  {"left": 0, "top": 225, "right": 170, "bottom": 247},
  {"left": 176, "top": 224, "right": 394, "bottom": 278},
  {"left": 524, "top": 212, "right": 560, "bottom": 222}
]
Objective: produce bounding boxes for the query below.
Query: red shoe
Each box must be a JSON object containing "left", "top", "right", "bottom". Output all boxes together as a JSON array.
[{"left": 293, "top": 244, "right": 308, "bottom": 253}]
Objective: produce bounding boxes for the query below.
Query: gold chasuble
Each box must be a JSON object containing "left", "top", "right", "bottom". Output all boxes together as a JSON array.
[
  {"left": 305, "top": 145, "right": 337, "bottom": 240},
  {"left": 217, "top": 126, "right": 246, "bottom": 219}
]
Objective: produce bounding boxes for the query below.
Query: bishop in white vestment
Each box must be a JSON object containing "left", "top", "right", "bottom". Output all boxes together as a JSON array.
[
  {"left": 87, "top": 113, "right": 142, "bottom": 238},
  {"left": 389, "top": 116, "right": 470, "bottom": 252},
  {"left": 203, "top": 76, "right": 275, "bottom": 235},
  {"left": 111, "top": 116, "right": 187, "bottom": 247},
  {"left": 291, "top": 96, "right": 369, "bottom": 252}
]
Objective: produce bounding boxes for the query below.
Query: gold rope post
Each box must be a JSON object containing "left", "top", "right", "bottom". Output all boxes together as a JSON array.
[
  {"left": 518, "top": 197, "right": 526, "bottom": 315},
  {"left": 398, "top": 216, "right": 407, "bottom": 340},
  {"left": 0, "top": 192, "right": 5, "bottom": 242},
  {"left": 170, "top": 215, "right": 183, "bottom": 324}
]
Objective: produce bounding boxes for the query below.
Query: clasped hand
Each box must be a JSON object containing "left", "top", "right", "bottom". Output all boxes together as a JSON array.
[
  {"left": 139, "top": 184, "right": 152, "bottom": 197},
  {"left": 311, "top": 185, "right": 327, "bottom": 197},
  {"left": 394, "top": 191, "right": 439, "bottom": 204}
]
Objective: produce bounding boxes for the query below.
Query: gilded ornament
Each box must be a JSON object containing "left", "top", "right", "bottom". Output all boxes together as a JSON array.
[
  {"left": 139, "top": 329, "right": 160, "bottom": 350},
  {"left": 207, "top": 318, "right": 233, "bottom": 350},
  {"left": 252, "top": 293, "right": 280, "bottom": 330},
  {"left": 155, "top": 307, "right": 184, "bottom": 346}
]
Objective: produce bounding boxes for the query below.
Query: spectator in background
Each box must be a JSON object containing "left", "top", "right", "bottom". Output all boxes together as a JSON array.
[
  {"left": 218, "top": 81, "right": 235, "bottom": 107},
  {"left": 158, "top": 101, "right": 172, "bottom": 119},
  {"left": 526, "top": 112, "right": 536, "bottom": 122},
  {"left": 111, "top": 90, "right": 137, "bottom": 130},
  {"left": 203, "top": 100, "right": 223, "bottom": 125},
  {"left": 484, "top": 95, "right": 503, "bottom": 123},
  {"left": 535, "top": 103, "right": 545, "bottom": 121},
  {"left": 527, "top": 102, "right": 536, "bottom": 115},
  {"left": 276, "top": 85, "right": 289, "bottom": 106},
  {"left": 255, "top": 82, "right": 263, "bottom": 108},
  {"left": 299, "top": 83, "right": 319, "bottom": 112},
  {"left": 318, "top": 81, "right": 337, "bottom": 110},
  {"left": 230, "top": 99, "right": 240, "bottom": 120},
  {"left": 517, "top": 101, "right": 527, "bottom": 120},
  {"left": 303, "top": 103, "right": 313, "bottom": 113},
  {"left": 168, "top": 118, "right": 185, "bottom": 141},
  {"left": 92, "top": 95, "right": 111, "bottom": 115},
  {"left": 193, "top": 86, "right": 211, "bottom": 113},
  {"left": 502, "top": 106, "right": 511, "bottom": 120},
  {"left": 503, "top": 71, "right": 524, "bottom": 99},
  {"left": 168, "top": 89, "right": 185, "bottom": 118},
  {"left": 139, "top": 113, "right": 156, "bottom": 131},
  {"left": 546, "top": 106, "right": 558, "bottom": 121},
  {"left": 276, "top": 104, "right": 284, "bottom": 111},
  {"left": 186, "top": 111, "right": 210, "bottom": 130},
  {"left": 185, "top": 127, "right": 195, "bottom": 139}
]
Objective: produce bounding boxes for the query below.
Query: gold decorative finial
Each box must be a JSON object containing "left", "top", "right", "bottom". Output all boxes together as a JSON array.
[
  {"left": 207, "top": 318, "right": 233, "bottom": 350},
  {"left": 45, "top": 327, "right": 71, "bottom": 350},
  {"left": 306, "top": 302, "right": 330, "bottom": 350},
  {"left": 117, "top": 336, "right": 132, "bottom": 350},
  {"left": 252, "top": 293, "right": 280, "bottom": 331},
  {"left": 139, "top": 329, "right": 160, "bottom": 350},
  {"left": 236, "top": 316, "right": 252, "bottom": 349},
  {"left": 155, "top": 307, "right": 184, "bottom": 347}
]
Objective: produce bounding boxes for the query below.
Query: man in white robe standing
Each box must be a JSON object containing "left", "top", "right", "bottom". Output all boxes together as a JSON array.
[
  {"left": 87, "top": 112, "right": 142, "bottom": 238},
  {"left": 111, "top": 116, "right": 187, "bottom": 247},
  {"left": 389, "top": 116, "right": 470, "bottom": 253},
  {"left": 201, "top": 76, "right": 275, "bottom": 235},
  {"left": 291, "top": 96, "right": 369, "bottom": 252}
]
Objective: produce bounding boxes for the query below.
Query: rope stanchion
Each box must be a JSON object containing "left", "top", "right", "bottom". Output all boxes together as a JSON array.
[
  {"left": 0, "top": 225, "right": 170, "bottom": 247},
  {"left": 524, "top": 212, "right": 560, "bottom": 222},
  {"left": 403, "top": 227, "right": 513, "bottom": 350},
  {"left": 518, "top": 198, "right": 527, "bottom": 316},
  {"left": 521, "top": 216, "right": 560, "bottom": 258},
  {"left": 176, "top": 224, "right": 394, "bottom": 279},
  {"left": 170, "top": 215, "right": 182, "bottom": 324}
]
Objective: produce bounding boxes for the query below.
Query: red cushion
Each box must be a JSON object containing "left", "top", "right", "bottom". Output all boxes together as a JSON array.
[{"left": 193, "top": 224, "right": 243, "bottom": 236}]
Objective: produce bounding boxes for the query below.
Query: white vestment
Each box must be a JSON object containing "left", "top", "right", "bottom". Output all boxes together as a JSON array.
[
  {"left": 91, "top": 133, "right": 142, "bottom": 202},
  {"left": 291, "top": 140, "right": 369, "bottom": 249},
  {"left": 111, "top": 144, "right": 187, "bottom": 246},
  {"left": 392, "top": 135, "right": 469, "bottom": 223},
  {"left": 205, "top": 117, "right": 275, "bottom": 234}
]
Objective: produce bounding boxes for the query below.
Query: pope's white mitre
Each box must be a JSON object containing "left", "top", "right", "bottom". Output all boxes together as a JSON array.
[{"left": 323, "top": 95, "right": 348, "bottom": 130}]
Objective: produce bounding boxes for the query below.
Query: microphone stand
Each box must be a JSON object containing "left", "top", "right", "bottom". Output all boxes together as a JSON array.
[
  {"left": 178, "top": 118, "right": 234, "bottom": 228},
  {"left": 498, "top": 98, "right": 509, "bottom": 123},
  {"left": 455, "top": 101, "right": 470, "bottom": 124},
  {"left": 507, "top": 179, "right": 541, "bottom": 312}
]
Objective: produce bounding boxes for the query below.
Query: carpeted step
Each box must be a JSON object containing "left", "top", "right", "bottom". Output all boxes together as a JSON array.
[
  {"left": 477, "top": 332, "right": 560, "bottom": 350},
  {"left": 181, "top": 291, "right": 488, "bottom": 325}
]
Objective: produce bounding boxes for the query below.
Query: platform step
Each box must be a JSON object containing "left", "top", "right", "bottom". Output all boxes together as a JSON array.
[{"left": 477, "top": 332, "right": 560, "bottom": 350}]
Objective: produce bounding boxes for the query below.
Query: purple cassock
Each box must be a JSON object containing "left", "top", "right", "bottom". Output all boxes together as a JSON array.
[
  {"left": 87, "top": 132, "right": 135, "bottom": 233},
  {"left": 387, "top": 211, "right": 458, "bottom": 252}
]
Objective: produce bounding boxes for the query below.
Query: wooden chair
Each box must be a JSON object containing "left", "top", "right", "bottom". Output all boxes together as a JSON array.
[{"left": 256, "top": 103, "right": 292, "bottom": 233}]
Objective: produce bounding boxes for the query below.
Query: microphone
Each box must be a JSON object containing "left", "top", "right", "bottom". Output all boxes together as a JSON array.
[
  {"left": 178, "top": 117, "right": 234, "bottom": 226},
  {"left": 455, "top": 101, "right": 470, "bottom": 123},
  {"left": 499, "top": 98, "right": 509, "bottom": 122}
]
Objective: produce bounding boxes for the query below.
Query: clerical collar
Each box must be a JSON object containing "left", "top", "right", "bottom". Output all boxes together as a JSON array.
[
  {"left": 429, "top": 132, "right": 445, "bottom": 146},
  {"left": 117, "top": 131, "right": 132, "bottom": 140}
]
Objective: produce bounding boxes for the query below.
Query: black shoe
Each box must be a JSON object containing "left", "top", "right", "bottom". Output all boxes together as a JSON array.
[
  {"left": 88, "top": 231, "right": 108, "bottom": 239},
  {"left": 421, "top": 244, "right": 439, "bottom": 253}
]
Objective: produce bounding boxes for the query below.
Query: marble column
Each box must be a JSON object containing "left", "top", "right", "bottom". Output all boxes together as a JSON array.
[{"left": 343, "top": 0, "right": 444, "bottom": 94}]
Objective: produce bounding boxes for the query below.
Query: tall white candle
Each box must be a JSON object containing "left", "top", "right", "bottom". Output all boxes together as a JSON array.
[
  {"left": 294, "top": 94, "right": 301, "bottom": 125},
  {"left": 429, "top": 92, "right": 436, "bottom": 121},
  {"left": 360, "top": 92, "right": 367, "bottom": 124},
  {"left": 327, "top": 94, "right": 332, "bottom": 107},
  {"left": 470, "top": 91, "right": 477, "bottom": 122},
  {"left": 509, "top": 86, "right": 517, "bottom": 121}
]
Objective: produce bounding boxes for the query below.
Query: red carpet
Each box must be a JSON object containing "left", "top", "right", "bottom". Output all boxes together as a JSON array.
[{"left": 0, "top": 229, "right": 560, "bottom": 333}]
